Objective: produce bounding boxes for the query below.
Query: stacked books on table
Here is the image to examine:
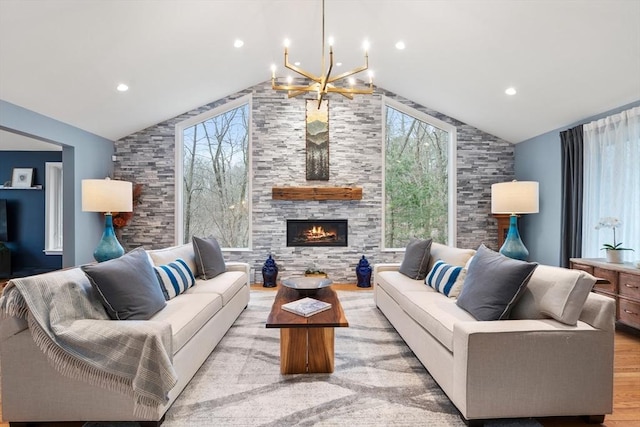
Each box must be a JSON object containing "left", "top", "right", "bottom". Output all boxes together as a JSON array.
[{"left": 281, "top": 297, "right": 332, "bottom": 317}]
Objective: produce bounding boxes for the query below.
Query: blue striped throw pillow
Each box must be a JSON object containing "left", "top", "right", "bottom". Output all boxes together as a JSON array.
[
  {"left": 425, "top": 260, "right": 466, "bottom": 298},
  {"left": 154, "top": 259, "right": 196, "bottom": 300}
]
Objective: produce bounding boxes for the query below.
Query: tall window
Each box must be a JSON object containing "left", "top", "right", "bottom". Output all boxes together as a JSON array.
[
  {"left": 582, "top": 106, "right": 639, "bottom": 261},
  {"left": 176, "top": 96, "right": 251, "bottom": 249},
  {"left": 384, "top": 99, "right": 456, "bottom": 249}
]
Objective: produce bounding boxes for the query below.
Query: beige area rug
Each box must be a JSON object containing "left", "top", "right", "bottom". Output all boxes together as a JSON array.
[{"left": 161, "top": 291, "right": 542, "bottom": 427}]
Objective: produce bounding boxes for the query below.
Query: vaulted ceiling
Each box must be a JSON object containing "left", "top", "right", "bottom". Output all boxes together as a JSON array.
[{"left": 1, "top": 0, "right": 639, "bottom": 148}]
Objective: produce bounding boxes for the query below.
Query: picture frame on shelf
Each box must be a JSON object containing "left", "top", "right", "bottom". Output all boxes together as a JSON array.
[{"left": 11, "top": 168, "right": 34, "bottom": 188}]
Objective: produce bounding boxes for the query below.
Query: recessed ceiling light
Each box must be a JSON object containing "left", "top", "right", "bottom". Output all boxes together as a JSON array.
[
  {"left": 395, "top": 41, "right": 405, "bottom": 50},
  {"left": 116, "top": 83, "right": 129, "bottom": 92},
  {"left": 336, "top": 62, "right": 342, "bottom": 67},
  {"left": 294, "top": 61, "right": 301, "bottom": 66},
  {"left": 505, "top": 87, "right": 517, "bottom": 96},
  {"left": 234, "top": 39, "right": 244, "bottom": 48}
]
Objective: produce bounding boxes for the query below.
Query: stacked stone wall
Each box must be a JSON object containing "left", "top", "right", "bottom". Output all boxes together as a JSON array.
[{"left": 115, "top": 81, "right": 513, "bottom": 282}]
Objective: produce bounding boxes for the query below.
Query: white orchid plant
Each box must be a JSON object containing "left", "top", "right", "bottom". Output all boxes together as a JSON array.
[{"left": 595, "top": 217, "right": 634, "bottom": 251}]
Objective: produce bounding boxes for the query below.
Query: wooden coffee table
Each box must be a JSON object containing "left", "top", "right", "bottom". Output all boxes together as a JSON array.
[{"left": 266, "top": 286, "right": 348, "bottom": 374}]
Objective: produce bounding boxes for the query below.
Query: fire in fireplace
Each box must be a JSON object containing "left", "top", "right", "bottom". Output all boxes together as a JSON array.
[{"left": 286, "top": 219, "right": 348, "bottom": 247}]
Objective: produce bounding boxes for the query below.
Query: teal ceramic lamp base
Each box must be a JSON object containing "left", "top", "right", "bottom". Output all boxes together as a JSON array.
[
  {"left": 94, "top": 213, "right": 124, "bottom": 262},
  {"left": 499, "top": 215, "right": 529, "bottom": 261}
]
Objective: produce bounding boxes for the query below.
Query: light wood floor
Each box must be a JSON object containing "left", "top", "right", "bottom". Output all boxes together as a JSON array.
[{"left": 1, "top": 284, "right": 638, "bottom": 426}]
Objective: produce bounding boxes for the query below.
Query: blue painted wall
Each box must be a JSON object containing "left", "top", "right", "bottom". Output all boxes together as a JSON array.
[
  {"left": 0, "top": 100, "right": 115, "bottom": 267},
  {"left": 0, "top": 151, "right": 63, "bottom": 275},
  {"left": 515, "top": 100, "right": 640, "bottom": 266}
]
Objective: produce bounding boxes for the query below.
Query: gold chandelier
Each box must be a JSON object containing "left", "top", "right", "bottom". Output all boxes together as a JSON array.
[{"left": 270, "top": 0, "right": 373, "bottom": 108}]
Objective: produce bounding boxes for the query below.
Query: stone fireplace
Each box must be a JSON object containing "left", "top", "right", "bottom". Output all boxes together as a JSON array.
[
  {"left": 286, "top": 219, "right": 348, "bottom": 247},
  {"left": 115, "top": 80, "right": 514, "bottom": 282}
]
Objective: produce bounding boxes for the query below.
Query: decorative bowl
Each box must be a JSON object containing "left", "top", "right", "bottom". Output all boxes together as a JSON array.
[{"left": 281, "top": 276, "right": 333, "bottom": 296}]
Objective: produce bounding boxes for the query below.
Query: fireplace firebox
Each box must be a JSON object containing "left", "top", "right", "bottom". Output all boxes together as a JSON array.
[{"left": 286, "top": 219, "right": 348, "bottom": 247}]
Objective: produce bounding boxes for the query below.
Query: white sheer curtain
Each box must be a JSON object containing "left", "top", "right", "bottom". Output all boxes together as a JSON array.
[{"left": 582, "top": 106, "right": 640, "bottom": 262}]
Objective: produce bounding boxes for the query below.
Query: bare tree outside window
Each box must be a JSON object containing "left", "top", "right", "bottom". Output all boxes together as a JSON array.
[
  {"left": 182, "top": 103, "right": 249, "bottom": 248},
  {"left": 385, "top": 105, "right": 449, "bottom": 248}
]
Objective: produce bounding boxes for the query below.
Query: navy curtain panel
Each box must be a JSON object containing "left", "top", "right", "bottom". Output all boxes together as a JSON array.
[{"left": 560, "top": 125, "right": 584, "bottom": 267}]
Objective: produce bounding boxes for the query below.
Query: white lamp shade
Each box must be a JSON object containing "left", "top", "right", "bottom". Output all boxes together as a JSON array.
[
  {"left": 491, "top": 181, "right": 539, "bottom": 214},
  {"left": 82, "top": 179, "right": 133, "bottom": 213}
]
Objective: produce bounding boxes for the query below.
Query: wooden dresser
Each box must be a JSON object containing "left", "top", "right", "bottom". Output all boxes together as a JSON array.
[{"left": 570, "top": 258, "right": 640, "bottom": 330}]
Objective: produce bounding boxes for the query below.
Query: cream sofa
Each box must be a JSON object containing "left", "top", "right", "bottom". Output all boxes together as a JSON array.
[
  {"left": 0, "top": 243, "right": 250, "bottom": 425},
  {"left": 373, "top": 243, "right": 615, "bottom": 425}
]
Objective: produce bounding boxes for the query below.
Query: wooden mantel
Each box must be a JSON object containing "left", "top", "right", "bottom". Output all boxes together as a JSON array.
[{"left": 272, "top": 186, "right": 363, "bottom": 201}]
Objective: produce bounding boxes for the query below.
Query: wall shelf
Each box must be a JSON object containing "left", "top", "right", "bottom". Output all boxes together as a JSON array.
[
  {"left": 272, "top": 186, "right": 362, "bottom": 201},
  {"left": 0, "top": 185, "right": 42, "bottom": 190}
]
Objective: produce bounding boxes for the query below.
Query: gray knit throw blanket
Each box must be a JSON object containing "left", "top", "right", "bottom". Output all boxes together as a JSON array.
[{"left": 0, "top": 268, "right": 178, "bottom": 418}]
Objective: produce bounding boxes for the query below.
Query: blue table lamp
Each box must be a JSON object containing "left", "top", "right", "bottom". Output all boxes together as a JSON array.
[
  {"left": 491, "top": 181, "right": 539, "bottom": 261},
  {"left": 82, "top": 178, "right": 133, "bottom": 262}
]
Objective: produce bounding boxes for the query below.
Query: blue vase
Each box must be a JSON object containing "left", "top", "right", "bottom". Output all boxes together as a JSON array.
[
  {"left": 93, "top": 213, "right": 125, "bottom": 262},
  {"left": 356, "top": 255, "right": 372, "bottom": 288},
  {"left": 262, "top": 255, "right": 278, "bottom": 288},
  {"left": 499, "top": 215, "right": 529, "bottom": 261}
]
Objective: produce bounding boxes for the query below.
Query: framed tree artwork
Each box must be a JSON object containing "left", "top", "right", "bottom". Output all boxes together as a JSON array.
[{"left": 306, "top": 100, "right": 329, "bottom": 181}]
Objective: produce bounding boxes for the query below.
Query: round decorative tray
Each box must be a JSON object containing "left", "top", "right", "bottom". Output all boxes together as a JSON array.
[{"left": 281, "top": 276, "right": 333, "bottom": 296}]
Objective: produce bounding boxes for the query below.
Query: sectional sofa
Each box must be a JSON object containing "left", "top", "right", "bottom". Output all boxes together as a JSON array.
[
  {"left": 374, "top": 242, "right": 615, "bottom": 425},
  {"left": 0, "top": 243, "right": 250, "bottom": 425}
]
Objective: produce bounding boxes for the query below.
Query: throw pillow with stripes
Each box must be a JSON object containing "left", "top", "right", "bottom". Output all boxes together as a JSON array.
[
  {"left": 154, "top": 259, "right": 196, "bottom": 300},
  {"left": 425, "top": 260, "right": 467, "bottom": 298}
]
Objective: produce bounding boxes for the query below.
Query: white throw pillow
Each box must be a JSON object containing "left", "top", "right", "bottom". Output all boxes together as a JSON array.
[{"left": 510, "top": 264, "right": 596, "bottom": 325}]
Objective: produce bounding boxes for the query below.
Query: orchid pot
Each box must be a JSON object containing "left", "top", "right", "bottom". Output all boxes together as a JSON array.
[
  {"left": 605, "top": 249, "right": 623, "bottom": 264},
  {"left": 596, "top": 217, "right": 634, "bottom": 264}
]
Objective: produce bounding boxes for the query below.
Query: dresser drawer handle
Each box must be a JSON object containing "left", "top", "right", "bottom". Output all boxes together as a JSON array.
[
  {"left": 623, "top": 309, "right": 638, "bottom": 316},
  {"left": 624, "top": 283, "right": 639, "bottom": 289}
]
